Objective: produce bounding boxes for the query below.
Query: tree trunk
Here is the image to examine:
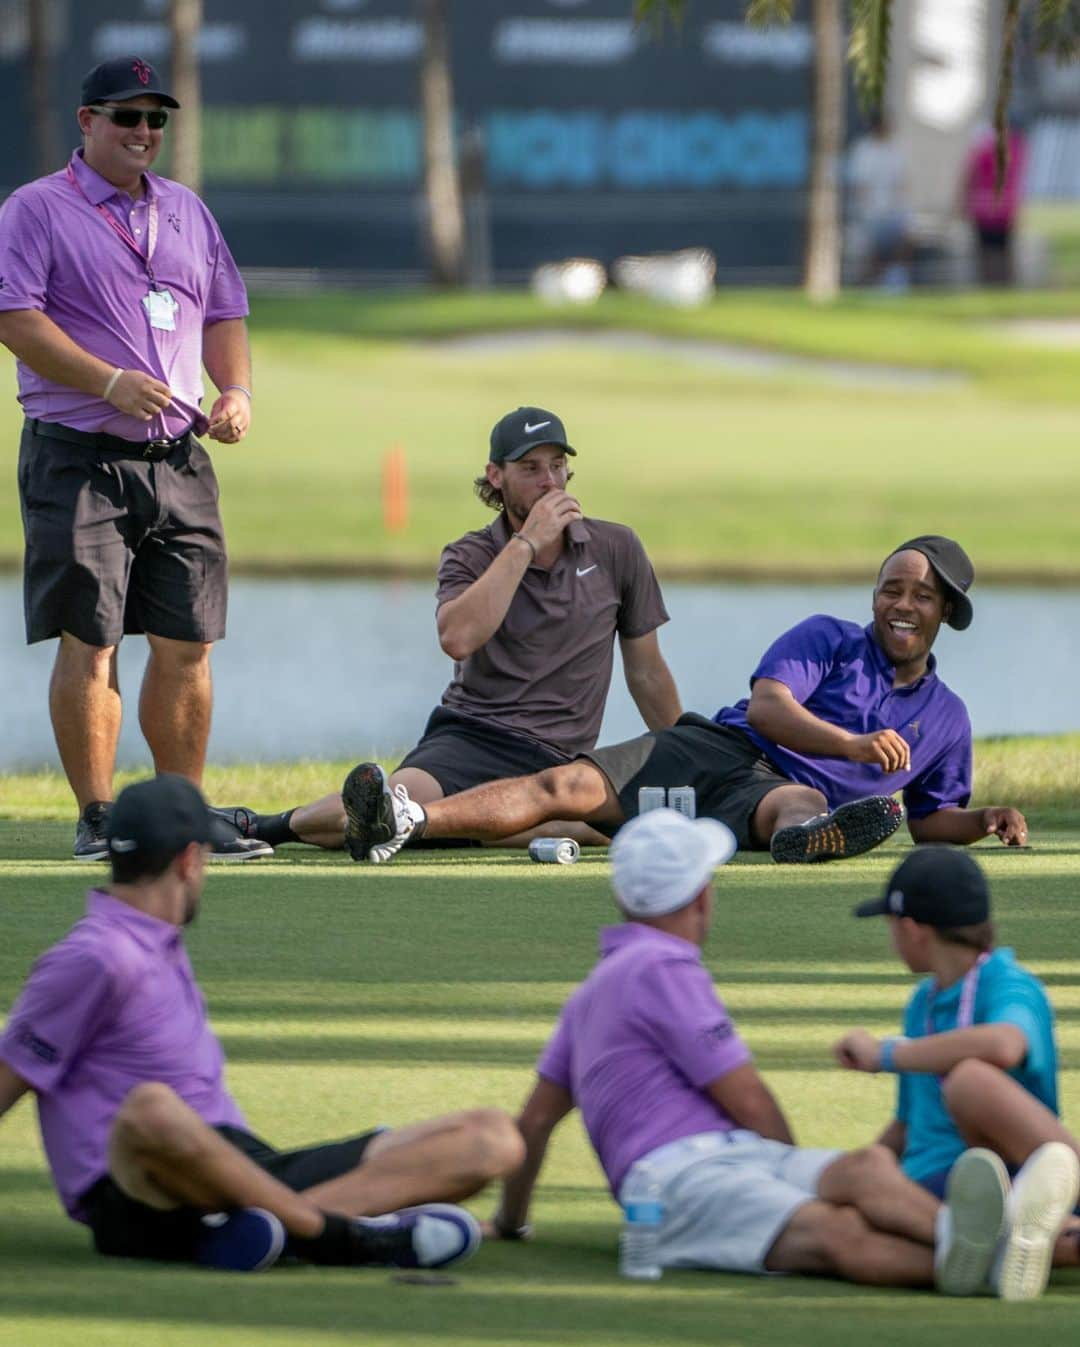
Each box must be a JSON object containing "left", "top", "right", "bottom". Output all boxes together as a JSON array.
[
  {"left": 29, "top": 0, "right": 62, "bottom": 176},
  {"left": 804, "top": 0, "right": 845, "bottom": 301},
  {"left": 418, "top": 0, "right": 466, "bottom": 287},
  {"left": 169, "top": 0, "right": 203, "bottom": 195}
]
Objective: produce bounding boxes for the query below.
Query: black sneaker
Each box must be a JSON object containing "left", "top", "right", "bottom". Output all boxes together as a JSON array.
[
  {"left": 347, "top": 1204, "right": 481, "bottom": 1268},
  {"left": 208, "top": 811, "right": 274, "bottom": 862},
  {"left": 73, "top": 801, "right": 111, "bottom": 861},
  {"left": 770, "top": 795, "right": 904, "bottom": 864},
  {"left": 209, "top": 805, "right": 259, "bottom": 837},
  {"left": 342, "top": 762, "right": 395, "bottom": 862}
]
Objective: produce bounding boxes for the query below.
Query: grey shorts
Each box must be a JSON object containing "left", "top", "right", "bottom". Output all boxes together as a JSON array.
[
  {"left": 620, "top": 1131, "right": 841, "bottom": 1275},
  {"left": 582, "top": 714, "right": 792, "bottom": 849},
  {"left": 18, "top": 421, "right": 228, "bottom": 647}
]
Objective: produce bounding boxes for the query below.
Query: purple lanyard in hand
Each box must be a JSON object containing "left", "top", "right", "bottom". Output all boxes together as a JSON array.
[{"left": 66, "top": 164, "right": 160, "bottom": 287}]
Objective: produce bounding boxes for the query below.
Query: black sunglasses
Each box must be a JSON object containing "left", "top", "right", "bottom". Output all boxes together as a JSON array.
[{"left": 89, "top": 105, "right": 169, "bottom": 130}]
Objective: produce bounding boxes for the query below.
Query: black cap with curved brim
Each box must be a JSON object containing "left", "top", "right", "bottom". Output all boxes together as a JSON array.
[
  {"left": 489, "top": 407, "right": 576, "bottom": 464},
  {"left": 884, "top": 535, "right": 974, "bottom": 631},
  {"left": 106, "top": 774, "right": 213, "bottom": 862},
  {"left": 81, "top": 57, "right": 180, "bottom": 109},
  {"left": 853, "top": 845, "right": 990, "bottom": 925}
]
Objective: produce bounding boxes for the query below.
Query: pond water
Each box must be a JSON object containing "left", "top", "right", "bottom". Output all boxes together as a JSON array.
[{"left": 2, "top": 577, "right": 1078, "bottom": 771}]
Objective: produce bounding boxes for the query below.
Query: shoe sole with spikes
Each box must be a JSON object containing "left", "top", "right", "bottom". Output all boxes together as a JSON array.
[{"left": 770, "top": 795, "right": 904, "bottom": 864}]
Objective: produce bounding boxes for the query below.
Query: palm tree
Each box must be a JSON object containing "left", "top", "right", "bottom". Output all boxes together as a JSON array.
[
  {"left": 418, "top": 0, "right": 466, "bottom": 287},
  {"left": 169, "top": 0, "right": 203, "bottom": 195},
  {"left": 29, "top": 0, "right": 62, "bottom": 176},
  {"left": 635, "top": 0, "right": 1080, "bottom": 298},
  {"left": 804, "top": 0, "right": 844, "bottom": 300}
]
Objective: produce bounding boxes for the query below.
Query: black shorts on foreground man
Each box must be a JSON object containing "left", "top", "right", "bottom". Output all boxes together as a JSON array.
[{"left": 84, "top": 1125, "right": 380, "bottom": 1261}]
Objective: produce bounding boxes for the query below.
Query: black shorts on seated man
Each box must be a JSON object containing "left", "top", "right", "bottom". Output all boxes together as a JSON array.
[{"left": 343, "top": 535, "right": 1029, "bottom": 865}]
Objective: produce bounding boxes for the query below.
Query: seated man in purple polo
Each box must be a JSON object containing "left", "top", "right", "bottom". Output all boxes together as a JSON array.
[
  {"left": 485, "top": 808, "right": 1038, "bottom": 1295},
  {"left": 0, "top": 775, "right": 524, "bottom": 1273},
  {"left": 345, "top": 534, "right": 1028, "bottom": 864}
]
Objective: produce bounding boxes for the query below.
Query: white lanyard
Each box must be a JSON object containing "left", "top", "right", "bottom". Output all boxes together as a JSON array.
[{"left": 925, "top": 951, "right": 989, "bottom": 1038}]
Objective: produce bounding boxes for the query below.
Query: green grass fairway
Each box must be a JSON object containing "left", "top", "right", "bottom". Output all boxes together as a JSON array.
[
  {"left": 3, "top": 289, "right": 1080, "bottom": 575},
  {"left": 3, "top": 805, "right": 1080, "bottom": 1346}
]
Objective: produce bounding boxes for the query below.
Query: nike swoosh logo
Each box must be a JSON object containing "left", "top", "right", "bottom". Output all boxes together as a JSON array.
[
  {"left": 523, "top": 420, "right": 551, "bottom": 434},
  {"left": 576, "top": 565, "right": 597, "bottom": 577}
]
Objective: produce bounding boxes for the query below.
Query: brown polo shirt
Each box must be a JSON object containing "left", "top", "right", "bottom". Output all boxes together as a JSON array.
[{"left": 435, "top": 513, "right": 669, "bottom": 757}]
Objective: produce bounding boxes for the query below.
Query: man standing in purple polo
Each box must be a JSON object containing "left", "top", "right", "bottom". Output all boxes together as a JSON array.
[
  {"left": 0, "top": 775, "right": 523, "bottom": 1272},
  {"left": 346, "top": 534, "right": 1029, "bottom": 863},
  {"left": 486, "top": 808, "right": 1040, "bottom": 1295},
  {"left": 0, "top": 57, "right": 264, "bottom": 860}
]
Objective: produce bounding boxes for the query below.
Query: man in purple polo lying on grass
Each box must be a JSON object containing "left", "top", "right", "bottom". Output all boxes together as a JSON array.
[{"left": 344, "top": 534, "right": 1028, "bottom": 864}]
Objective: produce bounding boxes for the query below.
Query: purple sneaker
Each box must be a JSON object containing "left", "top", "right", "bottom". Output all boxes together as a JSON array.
[
  {"left": 350, "top": 1203, "right": 481, "bottom": 1268},
  {"left": 195, "top": 1206, "right": 286, "bottom": 1272}
]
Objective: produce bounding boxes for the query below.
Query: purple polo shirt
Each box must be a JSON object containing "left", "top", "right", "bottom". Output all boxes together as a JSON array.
[
  {"left": 0, "top": 890, "right": 246, "bottom": 1222},
  {"left": 713, "top": 615, "right": 972, "bottom": 817},
  {"left": 0, "top": 149, "right": 248, "bottom": 441},
  {"left": 537, "top": 924, "right": 751, "bottom": 1195}
]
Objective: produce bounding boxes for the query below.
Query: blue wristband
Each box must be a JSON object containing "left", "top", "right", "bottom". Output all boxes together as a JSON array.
[{"left": 879, "top": 1036, "right": 907, "bottom": 1073}]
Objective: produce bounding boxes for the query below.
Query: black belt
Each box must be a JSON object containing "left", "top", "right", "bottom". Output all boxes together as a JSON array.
[{"left": 27, "top": 418, "right": 192, "bottom": 462}]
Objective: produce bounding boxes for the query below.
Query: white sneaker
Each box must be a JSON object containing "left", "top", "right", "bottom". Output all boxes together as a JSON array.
[
  {"left": 352, "top": 1203, "right": 481, "bottom": 1268},
  {"left": 369, "top": 785, "right": 425, "bottom": 864},
  {"left": 993, "top": 1142, "right": 1080, "bottom": 1301},
  {"left": 935, "top": 1147, "right": 1009, "bottom": 1296},
  {"left": 342, "top": 763, "right": 425, "bottom": 864}
]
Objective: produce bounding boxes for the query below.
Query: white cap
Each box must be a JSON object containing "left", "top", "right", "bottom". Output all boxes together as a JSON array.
[{"left": 610, "top": 808, "right": 737, "bottom": 918}]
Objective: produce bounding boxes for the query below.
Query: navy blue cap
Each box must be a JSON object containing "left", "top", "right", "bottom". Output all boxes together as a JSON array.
[
  {"left": 81, "top": 57, "right": 180, "bottom": 109},
  {"left": 854, "top": 846, "right": 990, "bottom": 925}
]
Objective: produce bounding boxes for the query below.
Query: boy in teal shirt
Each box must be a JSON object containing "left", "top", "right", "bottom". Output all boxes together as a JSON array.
[{"left": 836, "top": 846, "right": 1080, "bottom": 1300}]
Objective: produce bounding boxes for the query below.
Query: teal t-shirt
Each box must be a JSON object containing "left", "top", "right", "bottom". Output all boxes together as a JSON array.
[{"left": 897, "top": 947, "right": 1058, "bottom": 1183}]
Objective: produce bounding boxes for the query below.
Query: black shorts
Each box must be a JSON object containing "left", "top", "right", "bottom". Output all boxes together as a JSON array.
[
  {"left": 81, "top": 1124, "right": 380, "bottom": 1263},
  {"left": 397, "top": 706, "right": 569, "bottom": 797},
  {"left": 582, "top": 713, "right": 793, "bottom": 850},
  {"left": 18, "top": 421, "right": 228, "bottom": 647}
]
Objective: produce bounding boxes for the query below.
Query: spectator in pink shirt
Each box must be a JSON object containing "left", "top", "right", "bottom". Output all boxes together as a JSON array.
[{"left": 965, "top": 123, "right": 1029, "bottom": 286}]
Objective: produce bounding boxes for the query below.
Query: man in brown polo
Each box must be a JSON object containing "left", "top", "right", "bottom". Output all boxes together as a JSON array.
[{"left": 217, "top": 406, "right": 682, "bottom": 855}]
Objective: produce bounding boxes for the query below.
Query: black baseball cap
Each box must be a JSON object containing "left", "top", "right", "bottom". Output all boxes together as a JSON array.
[
  {"left": 106, "top": 774, "right": 213, "bottom": 860},
  {"left": 853, "top": 846, "right": 990, "bottom": 925},
  {"left": 489, "top": 407, "right": 576, "bottom": 465},
  {"left": 883, "top": 535, "right": 975, "bottom": 631},
  {"left": 81, "top": 57, "right": 180, "bottom": 109}
]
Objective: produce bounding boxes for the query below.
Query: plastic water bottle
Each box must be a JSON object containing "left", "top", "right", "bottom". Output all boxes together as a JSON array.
[{"left": 619, "top": 1173, "right": 664, "bottom": 1281}]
